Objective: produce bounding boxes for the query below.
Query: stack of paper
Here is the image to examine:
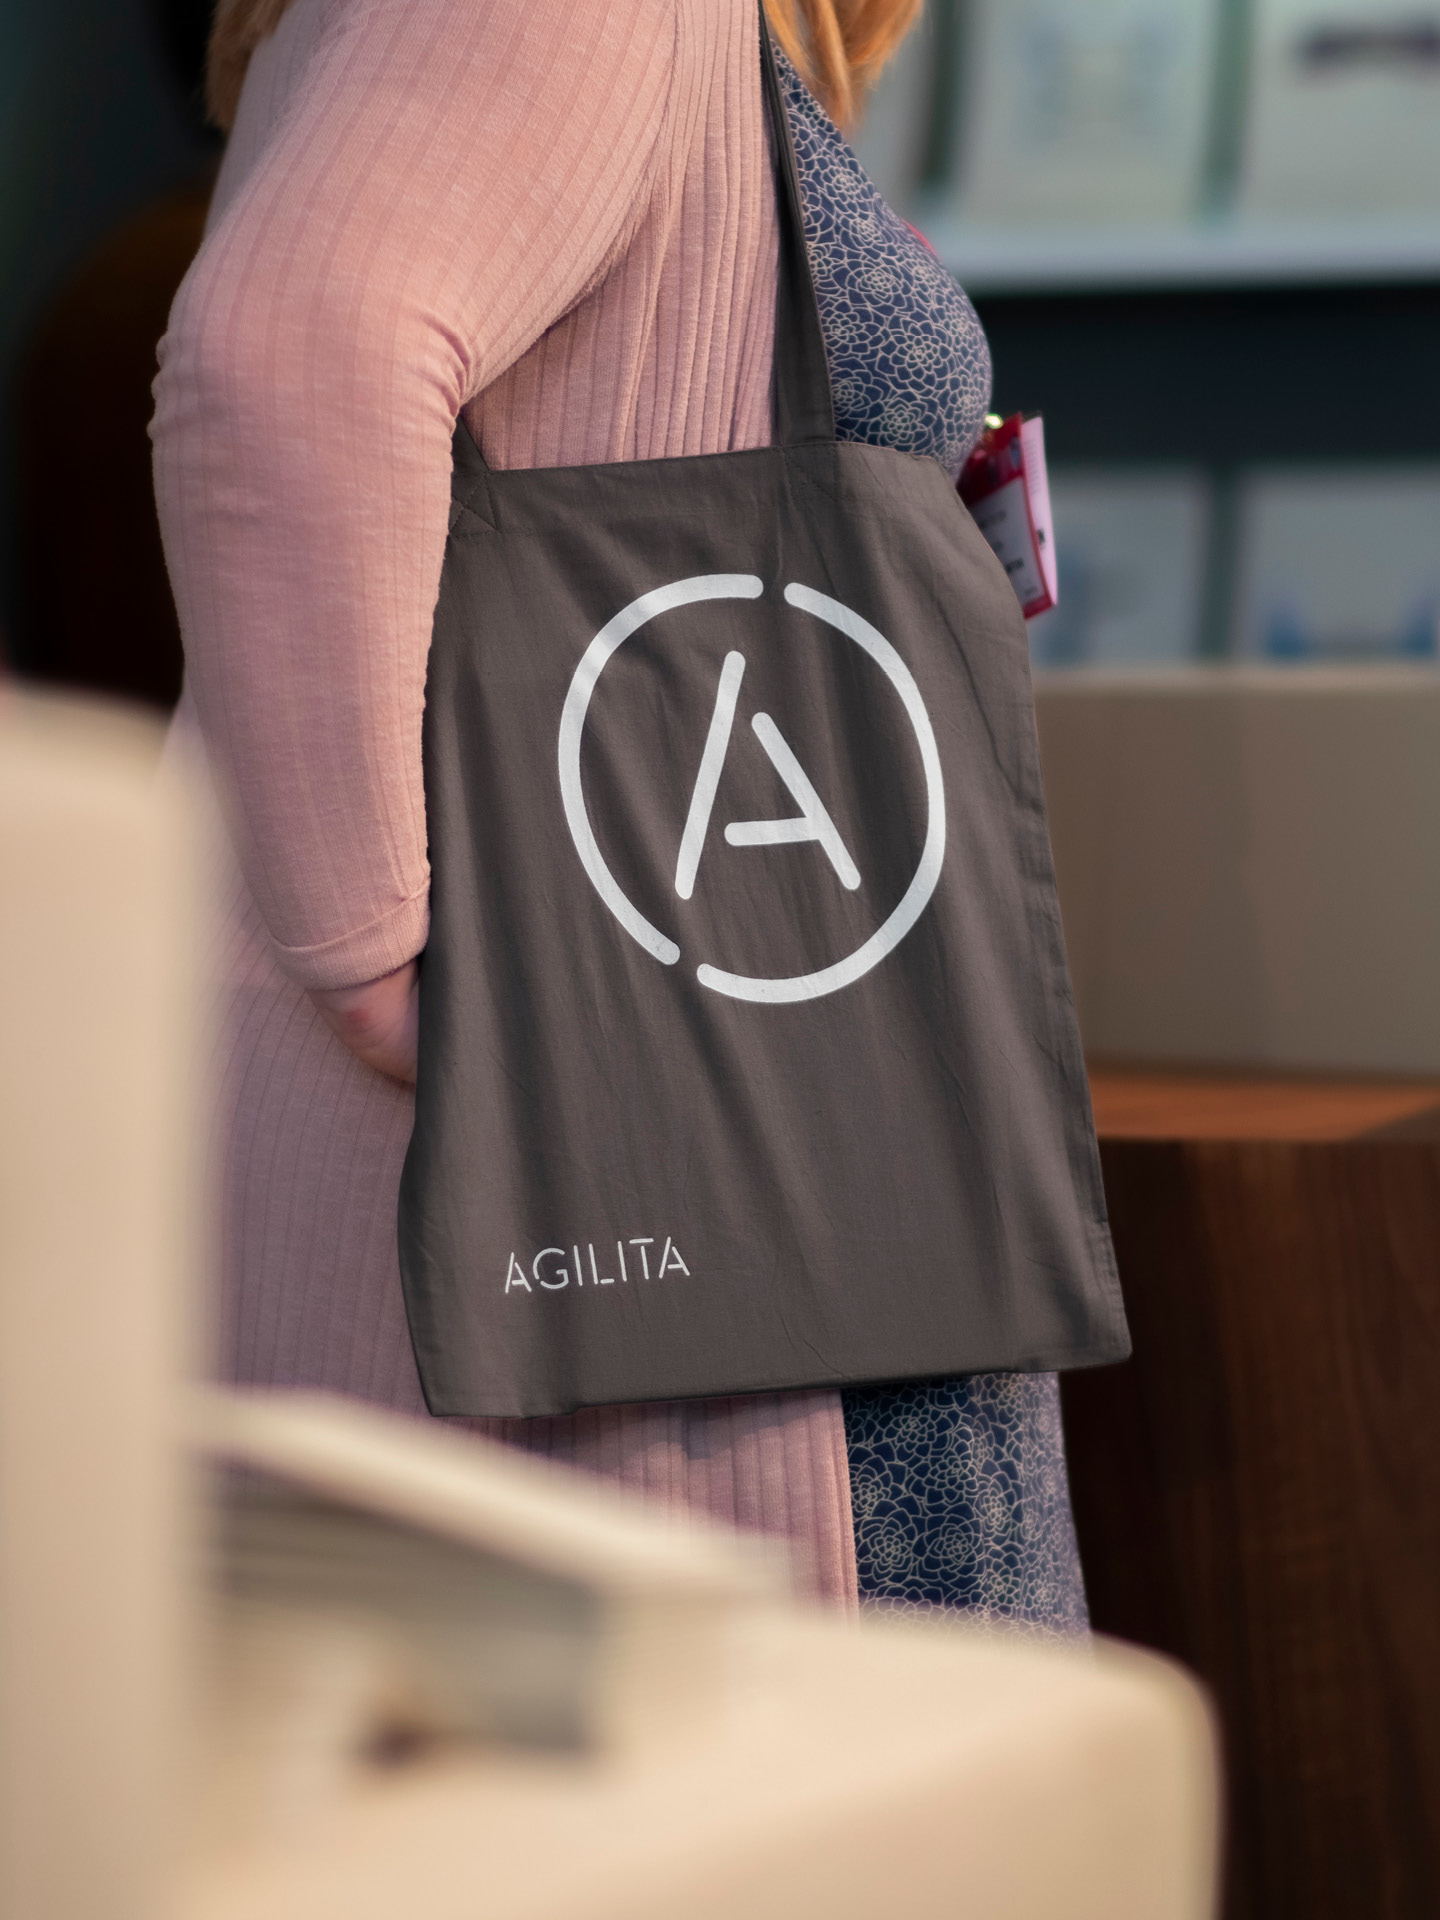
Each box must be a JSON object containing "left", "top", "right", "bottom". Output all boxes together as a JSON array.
[{"left": 194, "top": 1388, "right": 781, "bottom": 1842}]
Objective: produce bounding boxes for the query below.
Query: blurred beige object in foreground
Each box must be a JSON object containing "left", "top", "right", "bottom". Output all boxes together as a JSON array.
[
  {"left": 190, "top": 1384, "right": 788, "bottom": 1840},
  {"left": 0, "top": 692, "right": 1219, "bottom": 1920},
  {"left": 185, "top": 1390, "right": 1218, "bottom": 1920},
  {"left": 1036, "top": 667, "right": 1440, "bottom": 1073},
  {"left": 0, "top": 693, "right": 199, "bottom": 1920}
]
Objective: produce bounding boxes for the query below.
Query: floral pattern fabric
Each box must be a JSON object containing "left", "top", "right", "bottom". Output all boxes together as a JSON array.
[
  {"left": 842, "top": 1374, "right": 1089, "bottom": 1632},
  {"left": 781, "top": 49, "right": 1088, "bottom": 1633},
  {"left": 778, "top": 46, "right": 991, "bottom": 475}
]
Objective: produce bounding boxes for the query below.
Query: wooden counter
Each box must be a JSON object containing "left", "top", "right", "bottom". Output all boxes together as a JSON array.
[{"left": 1065, "top": 1068, "right": 1440, "bottom": 1920}]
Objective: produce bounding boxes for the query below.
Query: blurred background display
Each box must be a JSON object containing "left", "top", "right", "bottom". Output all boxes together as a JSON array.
[
  {"left": 1028, "top": 469, "right": 1212, "bottom": 666},
  {"left": 955, "top": 0, "right": 1222, "bottom": 225},
  {"left": 1234, "top": 467, "right": 1440, "bottom": 660},
  {"left": 1240, "top": 0, "right": 1440, "bottom": 216},
  {"left": 1030, "top": 462, "right": 1440, "bottom": 669},
  {"left": 892, "top": 0, "right": 1440, "bottom": 240},
  {"left": 856, "top": 0, "right": 1440, "bottom": 678},
  {"left": 4, "top": 0, "right": 1440, "bottom": 700}
]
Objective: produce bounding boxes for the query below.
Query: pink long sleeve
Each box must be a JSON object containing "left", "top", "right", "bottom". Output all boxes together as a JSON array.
[
  {"left": 154, "top": 0, "right": 856, "bottom": 1604},
  {"left": 155, "top": 0, "right": 686, "bottom": 988}
]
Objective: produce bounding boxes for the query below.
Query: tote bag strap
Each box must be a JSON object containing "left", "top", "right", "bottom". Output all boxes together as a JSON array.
[{"left": 758, "top": 5, "right": 837, "bottom": 449}]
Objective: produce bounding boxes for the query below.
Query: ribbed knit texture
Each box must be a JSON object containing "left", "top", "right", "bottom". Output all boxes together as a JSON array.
[{"left": 154, "top": 0, "right": 856, "bottom": 1604}]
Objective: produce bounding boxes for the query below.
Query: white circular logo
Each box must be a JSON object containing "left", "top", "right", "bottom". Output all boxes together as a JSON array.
[{"left": 557, "top": 575, "right": 945, "bottom": 1004}]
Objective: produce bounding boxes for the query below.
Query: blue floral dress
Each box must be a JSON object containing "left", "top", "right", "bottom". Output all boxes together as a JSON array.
[{"left": 780, "top": 48, "right": 1089, "bottom": 1635}]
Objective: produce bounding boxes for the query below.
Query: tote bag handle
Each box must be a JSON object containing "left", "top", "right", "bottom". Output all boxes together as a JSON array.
[{"left": 758, "top": 6, "right": 837, "bottom": 450}]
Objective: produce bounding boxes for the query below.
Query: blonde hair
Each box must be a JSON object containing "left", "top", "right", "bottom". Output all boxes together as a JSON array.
[
  {"left": 206, "top": 0, "right": 922, "bottom": 134},
  {"left": 765, "top": 0, "right": 922, "bottom": 129}
]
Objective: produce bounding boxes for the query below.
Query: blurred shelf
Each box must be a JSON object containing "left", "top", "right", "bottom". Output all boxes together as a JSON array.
[
  {"left": 1032, "top": 662, "right": 1440, "bottom": 692},
  {"left": 922, "top": 217, "right": 1440, "bottom": 296},
  {"left": 1087, "top": 1065, "right": 1440, "bottom": 1142}
]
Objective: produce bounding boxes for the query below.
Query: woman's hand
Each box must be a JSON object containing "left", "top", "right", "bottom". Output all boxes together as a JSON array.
[{"left": 309, "top": 960, "right": 419, "bottom": 1085}]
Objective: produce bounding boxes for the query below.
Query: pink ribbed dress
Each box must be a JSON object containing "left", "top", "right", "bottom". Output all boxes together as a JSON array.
[{"left": 152, "top": 0, "right": 856, "bottom": 1602}]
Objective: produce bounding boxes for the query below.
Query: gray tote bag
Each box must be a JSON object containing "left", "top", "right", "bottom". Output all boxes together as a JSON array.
[{"left": 398, "top": 17, "right": 1128, "bottom": 1418}]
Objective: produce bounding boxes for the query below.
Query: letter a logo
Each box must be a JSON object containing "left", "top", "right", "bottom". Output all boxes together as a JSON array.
[
  {"left": 558, "top": 575, "right": 945, "bottom": 1003},
  {"left": 674, "top": 651, "right": 860, "bottom": 900}
]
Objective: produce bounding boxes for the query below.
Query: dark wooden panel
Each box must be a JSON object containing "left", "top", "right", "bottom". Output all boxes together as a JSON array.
[{"left": 1065, "top": 1120, "right": 1440, "bottom": 1918}]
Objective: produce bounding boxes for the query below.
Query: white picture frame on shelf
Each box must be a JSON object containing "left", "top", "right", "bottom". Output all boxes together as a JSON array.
[
  {"left": 1233, "top": 467, "right": 1440, "bottom": 662},
  {"left": 1239, "top": 0, "right": 1440, "bottom": 218},
  {"left": 1028, "top": 469, "right": 1213, "bottom": 670},
  {"left": 950, "top": 0, "right": 1222, "bottom": 225}
]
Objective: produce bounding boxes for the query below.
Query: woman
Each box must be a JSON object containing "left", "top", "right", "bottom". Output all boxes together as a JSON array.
[{"left": 154, "top": 0, "right": 1087, "bottom": 1626}]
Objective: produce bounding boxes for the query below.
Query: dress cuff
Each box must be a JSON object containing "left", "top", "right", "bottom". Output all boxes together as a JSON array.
[{"left": 269, "top": 886, "right": 431, "bottom": 992}]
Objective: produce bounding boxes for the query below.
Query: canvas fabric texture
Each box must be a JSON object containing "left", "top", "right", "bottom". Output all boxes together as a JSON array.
[{"left": 398, "top": 18, "right": 1127, "bottom": 1417}]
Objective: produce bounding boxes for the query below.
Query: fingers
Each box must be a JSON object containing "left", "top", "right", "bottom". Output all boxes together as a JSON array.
[{"left": 309, "top": 961, "right": 419, "bottom": 1085}]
